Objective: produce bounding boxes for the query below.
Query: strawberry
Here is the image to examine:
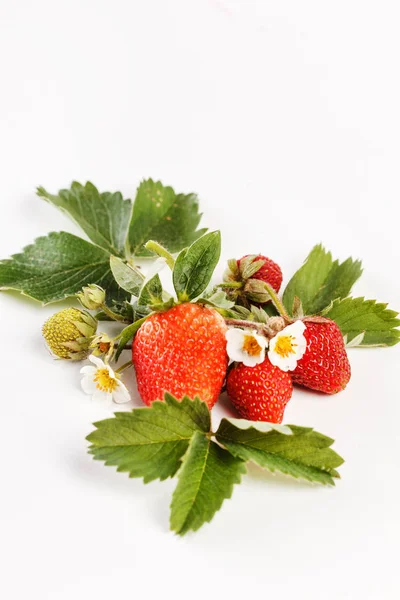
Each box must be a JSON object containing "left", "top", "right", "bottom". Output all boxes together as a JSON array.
[
  {"left": 132, "top": 303, "right": 228, "bottom": 408},
  {"left": 237, "top": 254, "right": 283, "bottom": 293},
  {"left": 291, "top": 319, "right": 351, "bottom": 394},
  {"left": 226, "top": 357, "right": 293, "bottom": 423}
]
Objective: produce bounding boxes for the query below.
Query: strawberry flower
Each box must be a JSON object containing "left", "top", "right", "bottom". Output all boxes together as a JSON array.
[
  {"left": 268, "top": 320, "right": 307, "bottom": 372},
  {"left": 80, "top": 355, "right": 131, "bottom": 404},
  {"left": 226, "top": 328, "right": 268, "bottom": 367}
]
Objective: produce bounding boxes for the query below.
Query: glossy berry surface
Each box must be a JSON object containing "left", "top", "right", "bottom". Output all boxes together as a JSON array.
[
  {"left": 226, "top": 358, "right": 293, "bottom": 423},
  {"left": 238, "top": 254, "right": 283, "bottom": 292},
  {"left": 292, "top": 319, "right": 351, "bottom": 394},
  {"left": 133, "top": 303, "right": 228, "bottom": 408}
]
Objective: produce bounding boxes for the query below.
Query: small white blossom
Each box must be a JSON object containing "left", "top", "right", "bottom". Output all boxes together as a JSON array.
[
  {"left": 268, "top": 320, "right": 307, "bottom": 372},
  {"left": 80, "top": 355, "right": 131, "bottom": 404},
  {"left": 226, "top": 328, "right": 268, "bottom": 367}
]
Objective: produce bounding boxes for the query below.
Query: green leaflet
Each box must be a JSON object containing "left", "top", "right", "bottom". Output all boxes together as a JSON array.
[
  {"left": 322, "top": 297, "right": 400, "bottom": 346},
  {"left": 0, "top": 232, "right": 126, "bottom": 305},
  {"left": 38, "top": 182, "right": 132, "bottom": 257},
  {"left": 128, "top": 179, "right": 206, "bottom": 256},
  {"left": 170, "top": 431, "right": 246, "bottom": 535},
  {"left": 216, "top": 419, "right": 344, "bottom": 486},
  {"left": 173, "top": 231, "right": 221, "bottom": 301},
  {"left": 87, "top": 395, "right": 211, "bottom": 483},
  {"left": 109, "top": 256, "right": 144, "bottom": 297},
  {"left": 282, "top": 244, "right": 362, "bottom": 316}
]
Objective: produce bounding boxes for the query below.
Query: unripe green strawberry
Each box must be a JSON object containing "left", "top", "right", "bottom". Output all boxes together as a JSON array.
[
  {"left": 226, "top": 358, "right": 293, "bottom": 423},
  {"left": 132, "top": 303, "right": 228, "bottom": 408},
  {"left": 292, "top": 319, "right": 351, "bottom": 394}
]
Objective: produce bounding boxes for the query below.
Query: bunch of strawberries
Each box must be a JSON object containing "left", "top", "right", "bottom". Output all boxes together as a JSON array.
[{"left": 133, "top": 254, "right": 351, "bottom": 424}]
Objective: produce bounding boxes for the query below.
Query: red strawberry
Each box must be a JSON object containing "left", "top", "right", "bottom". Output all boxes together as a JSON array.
[
  {"left": 238, "top": 254, "right": 283, "bottom": 293},
  {"left": 226, "top": 358, "right": 293, "bottom": 423},
  {"left": 291, "top": 319, "right": 351, "bottom": 394},
  {"left": 132, "top": 303, "right": 228, "bottom": 408}
]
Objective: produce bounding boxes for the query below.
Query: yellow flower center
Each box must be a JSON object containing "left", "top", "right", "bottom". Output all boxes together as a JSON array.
[
  {"left": 242, "top": 335, "right": 262, "bottom": 357},
  {"left": 94, "top": 368, "right": 118, "bottom": 393},
  {"left": 274, "top": 335, "right": 297, "bottom": 358}
]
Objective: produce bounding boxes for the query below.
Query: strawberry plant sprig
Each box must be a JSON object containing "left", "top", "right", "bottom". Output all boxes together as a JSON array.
[
  {"left": 87, "top": 394, "right": 344, "bottom": 535},
  {"left": 2, "top": 177, "right": 400, "bottom": 535}
]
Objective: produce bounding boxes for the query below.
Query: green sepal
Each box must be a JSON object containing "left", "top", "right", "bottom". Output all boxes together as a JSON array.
[
  {"left": 138, "top": 274, "right": 164, "bottom": 306},
  {"left": 172, "top": 231, "right": 221, "bottom": 302},
  {"left": 114, "top": 316, "right": 150, "bottom": 360}
]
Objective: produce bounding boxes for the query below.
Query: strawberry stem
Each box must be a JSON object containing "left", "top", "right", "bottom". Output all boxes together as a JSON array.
[
  {"left": 217, "top": 282, "right": 243, "bottom": 289},
  {"left": 262, "top": 282, "right": 290, "bottom": 319},
  {"left": 224, "top": 318, "right": 278, "bottom": 339},
  {"left": 115, "top": 361, "right": 133, "bottom": 373}
]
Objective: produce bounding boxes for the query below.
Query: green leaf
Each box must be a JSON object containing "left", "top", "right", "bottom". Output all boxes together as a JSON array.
[
  {"left": 128, "top": 179, "right": 206, "bottom": 256},
  {"left": 0, "top": 232, "right": 126, "bottom": 304},
  {"left": 216, "top": 419, "right": 344, "bottom": 486},
  {"left": 37, "top": 182, "right": 132, "bottom": 257},
  {"left": 322, "top": 297, "right": 400, "bottom": 346},
  {"left": 138, "top": 274, "right": 164, "bottom": 306},
  {"left": 282, "top": 244, "right": 362, "bottom": 316},
  {"left": 109, "top": 256, "right": 144, "bottom": 297},
  {"left": 87, "top": 395, "right": 211, "bottom": 483},
  {"left": 170, "top": 431, "right": 246, "bottom": 535},
  {"left": 173, "top": 231, "right": 221, "bottom": 302}
]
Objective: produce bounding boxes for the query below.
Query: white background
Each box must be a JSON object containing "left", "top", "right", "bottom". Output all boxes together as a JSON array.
[{"left": 1, "top": 1, "right": 399, "bottom": 599}]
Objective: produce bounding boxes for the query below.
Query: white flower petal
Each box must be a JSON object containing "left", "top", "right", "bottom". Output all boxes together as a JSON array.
[
  {"left": 89, "top": 355, "right": 106, "bottom": 369},
  {"left": 92, "top": 389, "right": 111, "bottom": 403},
  {"left": 81, "top": 376, "right": 97, "bottom": 395},
  {"left": 241, "top": 351, "right": 265, "bottom": 367},
  {"left": 226, "top": 328, "right": 267, "bottom": 366},
  {"left": 80, "top": 365, "right": 97, "bottom": 375},
  {"left": 268, "top": 320, "right": 308, "bottom": 372},
  {"left": 113, "top": 382, "right": 131, "bottom": 404},
  {"left": 105, "top": 363, "right": 116, "bottom": 379}
]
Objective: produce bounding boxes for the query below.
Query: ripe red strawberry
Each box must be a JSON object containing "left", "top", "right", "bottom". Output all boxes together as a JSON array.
[
  {"left": 132, "top": 303, "right": 228, "bottom": 408},
  {"left": 237, "top": 254, "right": 283, "bottom": 293},
  {"left": 291, "top": 319, "right": 351, "bottom": 394},
  {"left": 226, "top": 358, "right": 293, "bottom": 423}
]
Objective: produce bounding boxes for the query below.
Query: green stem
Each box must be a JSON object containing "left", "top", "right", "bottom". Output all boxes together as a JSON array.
[
  {"left": 100, "top": 304, "right": 129, "bottom": 324},
  {"left": 116, "top": 361, "right": 133, "bottom": 373},
  {"left": 217, "top": 281, "right": 243, "bottom": 289},
  {"left": 263, "top": 282, "right": 290, "bottom": 319},
  {"left": 145, "top": 240, "right": 175, "bottom": 269}
]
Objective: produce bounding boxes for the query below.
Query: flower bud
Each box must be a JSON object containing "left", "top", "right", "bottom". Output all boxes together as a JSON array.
[
  {"left": 42, "top": 307, "right": 97, "bottom": 360},
  {"left": 77, "top": 284, "right": 106, "bottom": 310},
  {"left": 90, "top": 333, "right": 114, "bottom": 361},
  {"left": 244, "top": 279, "right": 271, "bottom": 304}
]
